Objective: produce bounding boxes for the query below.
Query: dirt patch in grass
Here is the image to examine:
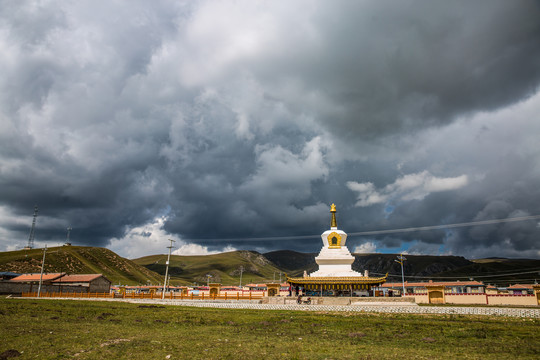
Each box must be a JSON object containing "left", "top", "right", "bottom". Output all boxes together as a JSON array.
[
  {"left": 96, "top": 312, "right": 115, "bottom": 320},
  {"left": 0, "top": 349, "right": 21, "bottom": 359},
  {"left": 99, "top": 339, "right": 131, "bottom": 347}
]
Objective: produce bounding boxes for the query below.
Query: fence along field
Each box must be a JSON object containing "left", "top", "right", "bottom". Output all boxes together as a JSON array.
[{"left": 21, "top": 290, "right": 268, "bottom": 300}]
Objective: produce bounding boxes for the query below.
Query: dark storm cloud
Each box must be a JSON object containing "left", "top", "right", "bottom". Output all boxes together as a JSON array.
[
  {"left": 0, "top": 1, "right": 539, "bottom": 259},
  {"left": 238, "top": 1, "right": 540, "bottom": 140},
  {"left": 344, "top": 104, "right": 540, "bottom": 258}
]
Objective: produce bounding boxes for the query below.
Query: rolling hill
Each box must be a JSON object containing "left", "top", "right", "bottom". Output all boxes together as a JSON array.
[
  {"left": 133, "top": 249, "right": 540, "bottom": 287},
  {"left": 431, "top": 257, "right": 540, "bottom": 286},
  {"left": 1, "top": 246, "right": 537, "bottom": 287},
  {"left": 133, "top": 250, "right": 489, "bottom": 285},
  {"left": 351, "top": 253, "right": 474, "bottom": 281},
  {"left": 261, "top": 251, "right": 474, "bottom": 281},
  {"left": 260, "top": 251, "right": 539, "bottom": 286},
  {"left": 0, "top": 246, "right": 163, "bottom": 285},
  {"left": 133, "top": 250, "right": 286, "bottom": 286},
  {"left": 263, "top": 250, "right": 318, "bottom": 277}
]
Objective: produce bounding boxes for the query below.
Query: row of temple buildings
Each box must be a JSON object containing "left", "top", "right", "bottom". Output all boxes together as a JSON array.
[
  {"left": 2, "top": 270, "right": 536, "bottom": 297},
  {"left": 112, "top": 280, "right": 538, "bottom": 296}
]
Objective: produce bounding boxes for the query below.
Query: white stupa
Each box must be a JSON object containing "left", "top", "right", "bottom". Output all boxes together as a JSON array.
[
  {"left": 309, "top": 203, "right": 363, "bottom": 277},
  {"left": 287, "top": 204, "right": 387, "bottom": 293}
]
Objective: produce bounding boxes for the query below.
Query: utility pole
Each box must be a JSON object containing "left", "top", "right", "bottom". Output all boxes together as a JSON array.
[
  {"left": 206, "top": 274, "right": 212, "bottom": 288},
  {"left": 162, "top": 239, "right": 175, "bottom": 300},
  {"left": 37, "top": 245, "right": 47, "bottom": 298},
  {"left": 395, "top": 253, "right": 406, "bottom": 296},
  {"left": 239, "top": 266, "right": 244, "bottom": 288}
]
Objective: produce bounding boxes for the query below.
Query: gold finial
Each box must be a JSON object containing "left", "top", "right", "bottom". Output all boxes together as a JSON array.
[{"left": 330, "top": 203, "right": 337, "bottom": 228}]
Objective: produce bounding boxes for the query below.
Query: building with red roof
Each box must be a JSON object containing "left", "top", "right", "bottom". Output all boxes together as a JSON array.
[
  {"left": 52, "top": 274, "right": 111, "bottom": 293},
  {"left": 10, "top": 273, "right": 66, "bottom": 284},
  {"left": 507, "top": 283, "right": 535, "bottom": 295},
  {"left": 3, "top": 273, "right": 111, "bottom": 294}
]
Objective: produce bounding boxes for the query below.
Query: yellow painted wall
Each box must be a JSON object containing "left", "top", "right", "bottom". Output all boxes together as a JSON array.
[
  {"left": 445, "top": 294, "right": 487, "bottom": 305},
  {"left": 487, "top": 295, "right": 536, "bottom": 306},
  {"left": 403, "top": 294, "right": 429, "bottom": 304},
  {"left": 404, "top": 293, "right": 538, "bottom": 306}
]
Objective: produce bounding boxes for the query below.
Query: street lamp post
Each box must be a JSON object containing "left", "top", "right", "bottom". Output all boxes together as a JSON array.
[
  {"left": 395, "top": 253, "right": 406, "bottom": 296},
  {"left": 162, "top": 239, "right": 175, "bottom": 300},
  {"left": 37, "top": 245, "right": 47, "bottom": 298},
  {"left": 239, "top": 266, "right": 244, "bottom": 288}
]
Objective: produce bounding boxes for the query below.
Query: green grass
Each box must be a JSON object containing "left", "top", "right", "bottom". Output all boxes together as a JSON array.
[{"left": 0, "top": 298, "right": 538, "bottom": 359}]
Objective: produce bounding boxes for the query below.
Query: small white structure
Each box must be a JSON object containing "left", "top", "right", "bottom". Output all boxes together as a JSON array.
[{"left": 309, "top": 203, "right": 363, "bottom": 277}]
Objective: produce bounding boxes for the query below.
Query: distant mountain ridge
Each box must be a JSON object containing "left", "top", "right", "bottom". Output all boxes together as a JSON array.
[
  {"left": 351, "top": 253, "right": 473, "bottom": 281},
  {"left": 261, "top": 251, "right": 474, "bottom": 280},
  {"left": 1, "top": 247, "right": 538, "bottom": 287},
  {"left": 263, "top": 250, "right": 318, "bottom": 276},
  {"left": 133, "top": 250, "right": 284, "bottom": 286},
  {"left": 261, "top": 251, "right": 539, "bottom": 285},
  {"left": 135, "top": 250, "right": 539, "bottom": 286}
]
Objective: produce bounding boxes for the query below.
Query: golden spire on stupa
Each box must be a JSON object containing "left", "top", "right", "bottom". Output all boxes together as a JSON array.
[{"left": 330, "top": 203, "right": 337, "bottom": 228}]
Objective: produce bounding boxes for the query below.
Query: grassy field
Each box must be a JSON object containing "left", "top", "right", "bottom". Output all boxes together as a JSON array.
[{"left": 0, "top": 298, "right": 538, "bottom": 359}]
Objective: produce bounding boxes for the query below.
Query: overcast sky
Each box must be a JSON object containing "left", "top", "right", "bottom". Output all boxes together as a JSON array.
[{"left": 1, "top": 1, "right": 540, "bottom": 259}]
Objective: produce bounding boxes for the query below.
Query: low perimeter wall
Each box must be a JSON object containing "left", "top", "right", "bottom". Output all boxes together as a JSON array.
[
  {"left": 446, "top": 294, "right": 488, "bottom": 305},
  {"left": 487, "top": 294, "right": 537, "bottom": 306},
  {"left": 404, "top": 293, "right": 538, "bottom": 306},
  {"left": 265, "top": 296, "right": 416, "bottom": 305}
]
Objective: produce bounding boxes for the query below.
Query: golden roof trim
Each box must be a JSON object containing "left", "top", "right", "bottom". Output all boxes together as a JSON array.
[{"left": 287, "top": 275, "right": 387, "bottom": 284}]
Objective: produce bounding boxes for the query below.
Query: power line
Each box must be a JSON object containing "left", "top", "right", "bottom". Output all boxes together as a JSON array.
[
  {"left": 184, "top": 214, "right": 540, "bottom": 242},
  {"left": 456, "top": 270, "right": 540, "bottom": 278},
  {"left": 348, "top": 215, "right": 540, "bottom": 237},
  {"left": 372, "top": 269, "right": 540, "bottom": 279},
  {"left": 484, "top": 279, "right": 539, "bottom": 283},
  {"left": 464, "top": 266, "right": 540, "bottom": 274}
]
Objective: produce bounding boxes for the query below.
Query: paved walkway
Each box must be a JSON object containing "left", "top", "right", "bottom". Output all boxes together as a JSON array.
[
  {"left": 126, "top": 298, "right": 540, "bottom": 318},
  {"left": 18, "top": 297, "right": 540, "bottom": 318}
]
